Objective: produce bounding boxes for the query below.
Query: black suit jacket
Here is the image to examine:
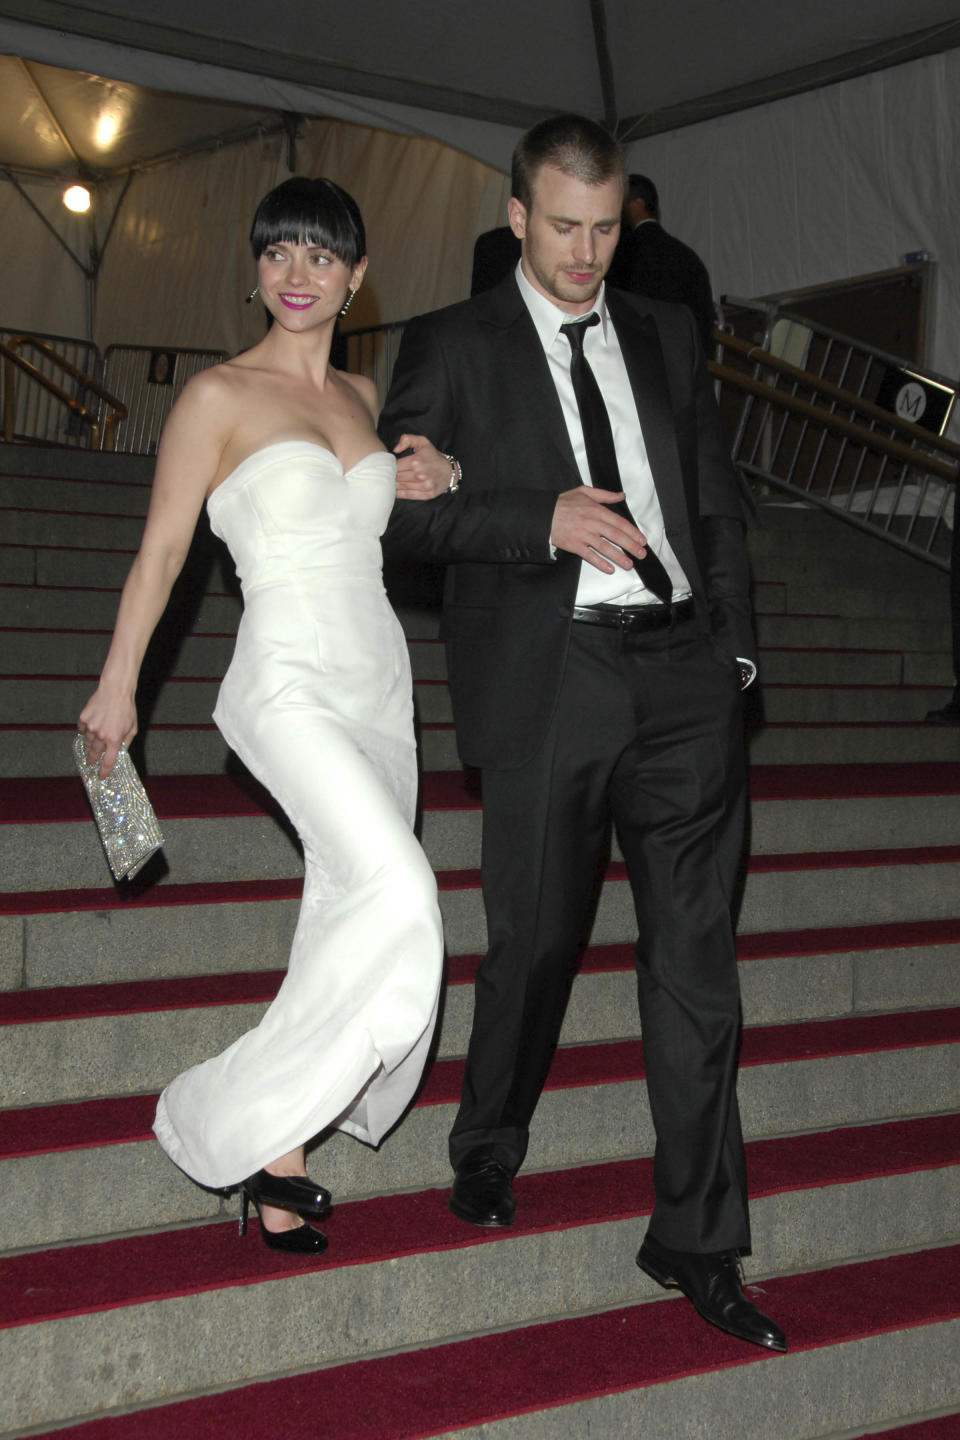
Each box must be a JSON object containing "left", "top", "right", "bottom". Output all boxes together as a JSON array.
[
  {"left": 470, "top": 226, "right": 522, "bottom": 296},
  {"left": 607, "top": 221, "right": 716, "bottom": 356},
  {"left": 379, "top": 275, "right": 752, "bottom": 770}
]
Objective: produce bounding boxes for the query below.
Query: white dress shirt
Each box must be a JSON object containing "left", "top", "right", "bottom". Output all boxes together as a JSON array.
[{"left": 515, "top": 262, "right": 691, "bottom": 608}]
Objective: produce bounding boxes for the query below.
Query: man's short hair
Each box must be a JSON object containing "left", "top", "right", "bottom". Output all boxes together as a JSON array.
[
  {"left": 511, "top": 114, "right": 625, "bottom": 212},
  {"left": 626, "top": 174, "right": 660, "bottom": 221}
]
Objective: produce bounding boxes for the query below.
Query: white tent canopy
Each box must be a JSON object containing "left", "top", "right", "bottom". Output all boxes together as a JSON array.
[
  {"left": 2, "top": 1, "right": 960, "bottom": 386},
  {"left": 4, "top": 1, "right": 960, "bottom": 172}
]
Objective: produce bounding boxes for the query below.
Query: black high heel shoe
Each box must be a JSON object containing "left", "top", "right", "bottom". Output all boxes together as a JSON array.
[{"left": 239, "top": 1169, "right": 332, "bottom": 1255}]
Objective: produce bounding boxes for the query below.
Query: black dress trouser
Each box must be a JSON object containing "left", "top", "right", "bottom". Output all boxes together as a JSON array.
[{"left": 449, "top": 608, "right": 751, "bottom": 1254}]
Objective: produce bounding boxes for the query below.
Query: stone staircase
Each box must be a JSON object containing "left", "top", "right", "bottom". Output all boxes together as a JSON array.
[{"left": 1, "top": 444, "right": 959, "bottom": 1438}]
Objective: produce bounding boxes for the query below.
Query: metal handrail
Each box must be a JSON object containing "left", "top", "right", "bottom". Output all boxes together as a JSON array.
[
  {"left": 720, "top": 292, "right": 958, "bottom": 400},
  {"left": 709, "top": 331, "right": 957, "bottom": 567},
  {"left": 2, "top": 335, "right": 127, "bottom": 450},
  {"left": 709, "top": 361, "right": 959, "bottom": 483},
  {"left": 102, "top": 344, "right": 225, "bottom": 455},
  {"left": 714, "top": 331, "right": 960, "bottom": 467},
  {"left": 2, "top": 345, "right": 98, "bottom": 444}
]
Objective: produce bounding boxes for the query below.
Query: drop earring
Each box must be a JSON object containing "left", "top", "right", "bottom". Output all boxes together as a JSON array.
[
  {"left": 245, "top": 286, "right": 259, "bottom": 304},
  {"left": 339, "top": 289, "right": 356, "bottom": 317}
]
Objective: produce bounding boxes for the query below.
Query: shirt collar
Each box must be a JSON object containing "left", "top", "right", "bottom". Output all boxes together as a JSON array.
[{"left": 514, "top": 259, "right": 610, "bottom": 350}]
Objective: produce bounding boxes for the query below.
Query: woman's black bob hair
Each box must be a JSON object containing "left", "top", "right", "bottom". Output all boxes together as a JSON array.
[{"left": 249, "top": 177, "right": 366, "bottom": 268}]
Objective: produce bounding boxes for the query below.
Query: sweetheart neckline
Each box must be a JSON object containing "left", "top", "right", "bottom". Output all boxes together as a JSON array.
[{"left": 211, "top": 440, "right": 392, "bottom": 500}]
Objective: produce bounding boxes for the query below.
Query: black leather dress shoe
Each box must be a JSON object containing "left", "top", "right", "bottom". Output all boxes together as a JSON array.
[
  {"left": 449, "top": 1149, "right": 515, "bottom": 1227},
  {"left": 637, "top": 1234, "right": 787, "bottom": 1352}
]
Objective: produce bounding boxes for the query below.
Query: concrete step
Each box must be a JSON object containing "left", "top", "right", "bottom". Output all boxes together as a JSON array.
[
  {"left": 4, "top": 923, "right": 958, "bottom": 1110},
  {"left": 2, "top": 1143, "right": 958, "bottom": 1433},
  {"left": 5, "top": 627, "right": 928, "bottom": 692},
  {"left": 4, "top": 535, "right": 942, "bottom": 622},
  {"left": 6, "top": 580, "right": 949, "bottom": 657},
  {"left": 2, "top": 448, "right": 956, "bottom": 1440},
  {"left": 5, "top": 707, "right": 957, "bottom": 778},
  {"left": 0, "top": 583, "right": 243, "bottom": 633},
  {"left": 439, "top": 850, "right": 960, "bottom": 954},
  {"left": 0, "top": 546, "right": 40, "bottom": 586},
  {"left": 0, "top": 627, "right": 450, "bottom": 683},
  {"left": 0, "top": 721, "right": 461, "bottom": 777},
  {"left": 754, "top": 612, "right": 951, "bottom": 652},
  {"left": 0, "top": 473, "right": 150, "bottom": 515},
  {"left": 1, "top": 508, "right": 147, "bottom": 550},
  {"left": 904, "top": 650, "right": 958, "bottom": 686},
  {"left": 3, "top": 845, "right": 958, "bottom": 991},
  {"left": 0, "top": 443, "right": 154, "bottom": 484},
  {"left": 0, "top": 674, "right": 454, "bottom": 726},
  {"left": 0, "top": 583, "right": 442, "bottom": 642},
  {"left": 749, "top": 504, "right": 951, "bottom": 576},
  {"left": 1, "top": 1015, "right": 957, "bottom": 1249},
  {"left": 756, "top": 683, "right": 952, "bottom": 723},
  {"left": 750, "top": 542, "right": 950, "bottom": 595},
  {"left": 3, "top": 774, "right": 959, "bottom": 894},
  {"left": 758, "top": 649, "right": 912, "bottom": 685},
  {"left": 754, "top": 576, "right": 952, "bottom": 620},
  {"left": 5, "top": 467, "right": 944, "bottom": 586},
  {"left": 9, "top": 916, "right": 958, "bottom": 1015},
  {"left": 1, "top": 542, "right": 136, "bottom": 587},
  {"left": 11, "top": 1246, "right": 957, "bottom": 1440},
  {"left": 2, "top": 627, "right": 236, "bottom": 678},
  {"left": 3, "top": 712, "right": 957, "bottom": 778},
  {"left": 746, "top": 721, "right": 960, "bottom": 762},
  {"left": 422, "top": 1255, "right": 960, "bottom": 1440},
  {"left": 1, "top": 665, "right": 944, "bottom": 731}
]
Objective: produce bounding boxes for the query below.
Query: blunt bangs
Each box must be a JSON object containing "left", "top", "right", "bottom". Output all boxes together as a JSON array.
[{"left": 249, "top": 177, "right": 366, "bottom": 267}]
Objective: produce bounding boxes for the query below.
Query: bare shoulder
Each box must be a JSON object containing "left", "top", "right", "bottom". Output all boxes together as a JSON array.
[
  {"left": 173, "top": 361, "right": 236, "bottom": 415},
  {"left": 168, "top": 359, "right": 251, "bottom": 431},
  {"left": 339, "top": 370, "right": 380, "bottom": 422},
  {"left": 154, "top": 363, "right": 248, "bottom": 473}
]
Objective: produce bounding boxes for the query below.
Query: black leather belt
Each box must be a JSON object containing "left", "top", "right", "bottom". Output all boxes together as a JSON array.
[{"left": 571, "top": 597, "right": 695, "bottom": 631}]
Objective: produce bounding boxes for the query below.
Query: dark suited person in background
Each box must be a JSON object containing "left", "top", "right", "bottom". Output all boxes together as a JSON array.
[
  {"left": 381, "top": 114, "right": 785, "bottom": 1354},
  {"left": 607, "top": 173, "right": 716, "bottom": 357},
  {"left": 470, "top": 224, "right": 522, "bottom": 296}
]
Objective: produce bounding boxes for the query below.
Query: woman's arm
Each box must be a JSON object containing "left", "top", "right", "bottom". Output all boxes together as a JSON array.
[{"left": 78, "top": 371, "right": 232, "bottom": 776}]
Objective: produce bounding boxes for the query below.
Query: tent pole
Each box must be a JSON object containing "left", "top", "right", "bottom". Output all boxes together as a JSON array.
[{"left": 588, "top": 0, "right": 618, "bottom": 135}]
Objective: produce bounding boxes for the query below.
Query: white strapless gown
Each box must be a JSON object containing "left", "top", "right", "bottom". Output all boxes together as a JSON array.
[{"left": 153, "top": 442, "right": 444, "bottom": 1189}]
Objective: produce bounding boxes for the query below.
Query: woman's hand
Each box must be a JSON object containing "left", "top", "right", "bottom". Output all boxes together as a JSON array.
[
  {"left": 78, "top": 686, "right": 138, "bottom": 778},
  {"left": 394, "top": 433, "right": 456, "bottom": 500}
]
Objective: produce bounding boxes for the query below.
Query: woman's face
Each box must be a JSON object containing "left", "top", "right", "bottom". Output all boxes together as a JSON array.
[{"left": 256, "top": 241, "right": 366, "bottom": 330}]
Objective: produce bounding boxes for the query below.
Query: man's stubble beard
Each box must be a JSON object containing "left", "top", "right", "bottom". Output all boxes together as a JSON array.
[{"left": 527, "top": 253, "right": 604, "bottom": 309}]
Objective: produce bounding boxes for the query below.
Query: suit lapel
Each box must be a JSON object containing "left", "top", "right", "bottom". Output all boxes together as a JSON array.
[
  {"left": 479, "top": 279, "right": 582, "bottom": 490},
  {"left": 475, "top": 280, "right": 687, "bottom": 517},
  {"left": 606, "top": 290, "right": 685, "bottom": 532}
]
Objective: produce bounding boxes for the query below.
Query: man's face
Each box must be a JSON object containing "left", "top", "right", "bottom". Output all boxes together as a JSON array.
[{"left": 508, "top": 164, "right": 622, "bottom": 314}]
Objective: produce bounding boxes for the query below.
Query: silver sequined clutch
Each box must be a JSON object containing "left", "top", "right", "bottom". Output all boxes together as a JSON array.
[{"left": 73, "top": 733, "right": 165, "bottom": 880}]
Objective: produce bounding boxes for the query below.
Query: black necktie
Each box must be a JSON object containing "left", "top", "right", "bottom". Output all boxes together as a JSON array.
[{"left": 560, "top": 315, "right": 673, "bottom": 605}]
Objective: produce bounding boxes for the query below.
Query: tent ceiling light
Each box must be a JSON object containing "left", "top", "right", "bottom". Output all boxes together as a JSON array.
[
  {"left": 95, "top": 113, "right": 120, "bottom": 148},
  {"left": 63, "top": 184, "right": 91, "bottom": 212}
]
